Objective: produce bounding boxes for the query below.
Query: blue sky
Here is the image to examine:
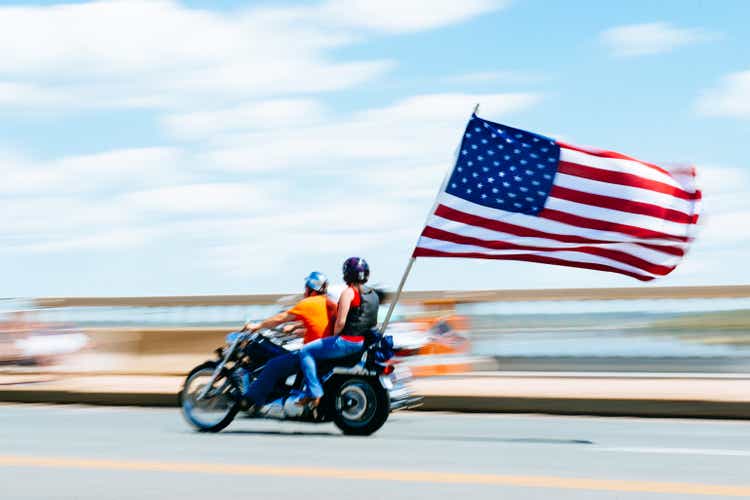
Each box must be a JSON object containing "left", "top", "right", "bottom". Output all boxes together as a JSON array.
[{"left": 1, "top": 0, "right": 748, "bottom": 296}]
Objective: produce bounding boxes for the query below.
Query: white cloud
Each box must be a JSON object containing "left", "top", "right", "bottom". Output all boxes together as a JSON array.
[
  {"left": 696, "top": 70, "right": 750, "bottom": 118},
  {"left": 689, "top": 164, "right": 750, "bottom": 248},
  {"left": 194, "top": 200, "right": 419, "bottom": 279},
  {"left": 697, "top": 164, "right": 750, "bottom": 199},
  {"left": 320, "top": 0, "right": 507, "bottom": 33},
  {"left": 0, "top": 147, "right": 186, "bottom": 195},
  {"left": 0, "top": 147, "right": 192, "bottom": 253},
  {"left": 696, "top": 210, "right": 750, "bottom": 245},
  {"left": 600, "top": 22, "right": 713, "bottom": 57},
  {"left": 443, "top": 70, "right": 544, "bottom": 85},
  {"left": 162, "top": 99, "right": 327, "bottom": 141},
  {"left": 362, "top": 164, "right": 448, "bottom": 201},
  {"left": 0, "top": 82, "right": 69, "bottom": 107},
  {"left": 0, "top": 88, "right": 541, "bottom": 264},
  {"left": 0, "top": 1, "right": 346, "bottom": 75},
  {"left": 203, "top": 92, "right": 541, "bottom": 170},
  {"left": 14, "top": 229, "right": 157, "bottom": 254},
  {"left": 361, "top": 92, "right": 538, "bottom": 121},
  {"left": 152, "top": 92, "right": 541, "bottom": 278},
  {"left": 0, "top": 0, "right": 506, "bottom": 112},
  {"left": 0, "top": 1, "right": 552, "bottom": 292},
  {"left": 122, "top": 183, "right": 277, "bottom": 215},
  {"left": 1, "top": 196, "right": 135, "bottom": 240},
  {"left": 0, "top": 1, "right": 390, "bottom": 111}
]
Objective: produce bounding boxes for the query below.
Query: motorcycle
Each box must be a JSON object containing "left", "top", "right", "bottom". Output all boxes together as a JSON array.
[{"left": 180, "top": 328, "right": 420, "bottom": 436}]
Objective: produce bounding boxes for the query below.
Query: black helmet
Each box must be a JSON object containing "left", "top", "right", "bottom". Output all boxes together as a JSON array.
[{"left": 342, "top": 257, "right": 369, "bottom": 284}]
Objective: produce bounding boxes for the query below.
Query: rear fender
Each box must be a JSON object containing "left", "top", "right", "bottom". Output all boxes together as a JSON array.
[
  {"left": 320, "top": 363, "right": 374, "bottom": 386},
  {"left": 323, "top": 374, "right": 389, "bottom": 394}
]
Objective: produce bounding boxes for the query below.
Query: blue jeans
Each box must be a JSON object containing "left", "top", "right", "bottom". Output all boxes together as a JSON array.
[
  {"left": 245, "top": 352, "right": 299, "bottom": 407},
  {"left": 300, "top": 336, "right": 364, "bottom": 399}
]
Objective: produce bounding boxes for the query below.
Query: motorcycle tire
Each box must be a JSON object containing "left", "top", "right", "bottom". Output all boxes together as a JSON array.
[
  {"left": 331, "top": 377, "right": 390, "bottom": 436},
  {"left": 180, "top": 361, "right": 240, "bottom": 433}
]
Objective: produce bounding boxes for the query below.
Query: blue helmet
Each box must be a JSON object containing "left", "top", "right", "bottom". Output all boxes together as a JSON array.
[
  {"left": 304, "top": 271, "right": 328, "bottom": 293},
  {"left": 342, "top": 257, "right": 369, "bottom": 284}
]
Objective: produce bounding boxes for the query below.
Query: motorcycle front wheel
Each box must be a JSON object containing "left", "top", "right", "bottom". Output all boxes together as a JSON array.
[
  {"left": 180, "top": 361, "right": 240, "bottom": 432},
  {"left": 332, "top": 377, "right": 390, "bottom": 436}
]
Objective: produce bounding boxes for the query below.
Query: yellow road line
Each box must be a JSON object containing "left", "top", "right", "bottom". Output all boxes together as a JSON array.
[{"left": 1, "top": 455, "right": 749, "bottom": 497}]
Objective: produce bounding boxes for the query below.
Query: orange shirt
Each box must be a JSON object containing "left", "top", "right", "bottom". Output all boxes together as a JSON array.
[{"left": 288, "top": 295, "right": 337, "bottom": 344}]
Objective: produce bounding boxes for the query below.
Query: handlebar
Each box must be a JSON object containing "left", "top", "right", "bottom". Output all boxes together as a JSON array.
[{"left": 224, "top": 327, "right": 299, "bottom": 346}]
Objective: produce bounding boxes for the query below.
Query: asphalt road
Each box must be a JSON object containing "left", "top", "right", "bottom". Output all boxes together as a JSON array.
[{"left": 1, "top": 404, "right": 750, "bottom": 499}]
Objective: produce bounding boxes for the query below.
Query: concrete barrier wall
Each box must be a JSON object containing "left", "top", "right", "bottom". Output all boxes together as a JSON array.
[{"left": 85, "top": 327, "right": 229, "bottom": 356}]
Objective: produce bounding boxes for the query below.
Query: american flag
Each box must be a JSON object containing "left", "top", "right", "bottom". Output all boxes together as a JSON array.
[{"left": 413, "top": 114, "right": 702, "bottom": 281}]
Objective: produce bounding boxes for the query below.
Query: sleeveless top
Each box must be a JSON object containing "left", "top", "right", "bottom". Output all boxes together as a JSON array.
[{"left": 340, "top": 285, "right": 379, "bottom": 342}]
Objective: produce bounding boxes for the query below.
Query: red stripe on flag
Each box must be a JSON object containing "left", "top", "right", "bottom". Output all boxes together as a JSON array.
[
  {"left": 638, "top": 242, "right": 685, "bottom": 257},
  {"left": 557, "top": 161, "right": 701, "bottom": 201},
  {"left": 435, "top": 204, "right": 687, "bottom": 254},
  {"left": 412, "top": 247, "right": 655, "bottom": 281},
  {"left": 435, "top": 205, "right": 610, "bottom": 245},
  {"left": 420, "top": 226, "right": 676, "bottom": 276},
  {"left": 550, "top": 185, "right": 698, "bottom": 224},
  {"left": 558, "top": 142, "right": 671, "bottom": 177},
  {"left": 539, "top": 208, "right": 691, "bottom": 243}
]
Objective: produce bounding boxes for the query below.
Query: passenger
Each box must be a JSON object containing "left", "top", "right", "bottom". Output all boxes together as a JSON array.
[{"left": 298, "top": 257, "right": 380, "bottom": 407}]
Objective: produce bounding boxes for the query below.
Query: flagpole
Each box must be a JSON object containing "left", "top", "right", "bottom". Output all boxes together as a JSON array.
[{"left": 380, "top": 103, "right": 480, "bottom": 334}]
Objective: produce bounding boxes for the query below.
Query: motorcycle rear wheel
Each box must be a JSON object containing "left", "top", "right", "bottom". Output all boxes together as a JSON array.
[
  {"left": 180, "top": 361, "right": 240, "bottom": 432},
  {"left": 332, "top": 377, "right": 390, "bottom": 436}
]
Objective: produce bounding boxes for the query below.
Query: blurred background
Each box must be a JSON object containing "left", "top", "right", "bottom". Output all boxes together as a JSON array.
[{"left": 3, "top": 286, "right": 750, "bottom": 378}]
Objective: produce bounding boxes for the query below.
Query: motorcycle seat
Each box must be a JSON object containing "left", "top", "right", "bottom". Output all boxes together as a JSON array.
[{"left": 316, "top": 350, "right": 366, "bottom": 374}]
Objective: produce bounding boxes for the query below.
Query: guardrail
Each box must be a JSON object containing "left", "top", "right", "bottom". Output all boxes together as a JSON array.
[{"left": 30, "top": 285, "right": 750, "bottom": 308}]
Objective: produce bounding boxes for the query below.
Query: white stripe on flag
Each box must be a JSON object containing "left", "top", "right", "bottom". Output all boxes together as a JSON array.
[
  {"left": 553, "top": 172, "right": 696, "bottom": 215},
  {"left": 436, "top": 192, "right": 691, "bottom": 246},
  {"left": 559, "top": 147, "right": 687, "bottom": 190},
  {"left": 544, "top": 196, "right": 693, "bottom": 237},
  {"left": 424, "top": 215, "right": 683, "bottom": 266}
]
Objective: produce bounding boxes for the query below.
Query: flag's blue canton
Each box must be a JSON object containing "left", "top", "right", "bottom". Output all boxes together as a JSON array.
[{"left": 445, "top": 115, "right": 560, "bottom": 216}]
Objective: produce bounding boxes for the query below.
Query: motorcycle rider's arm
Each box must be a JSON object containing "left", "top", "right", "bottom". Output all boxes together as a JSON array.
[
  {"left": 243, "top": 311, "right": 297, "bottom": 332},
  {"left": 332, "top": 287, "right": 354, "bottom": 335}
]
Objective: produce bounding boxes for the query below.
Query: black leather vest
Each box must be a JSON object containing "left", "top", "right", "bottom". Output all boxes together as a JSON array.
[{"left": 341, "top": 286, "right": 380, "bottom": 337}]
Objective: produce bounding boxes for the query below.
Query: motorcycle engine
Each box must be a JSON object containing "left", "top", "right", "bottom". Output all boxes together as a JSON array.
[{"left": 282, "top": 395, "right": 305, "bottom": 418}]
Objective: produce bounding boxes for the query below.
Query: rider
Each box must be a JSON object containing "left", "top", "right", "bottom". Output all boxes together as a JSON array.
[
  {"left": 298, "top": 257, "right": 380, "bottom": 406},
  {"left": 243, "top": 271, "right": 335, "bottom": 344},
  {"left": 236, "top": 272, "right": 336, "bottom": 407}
]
